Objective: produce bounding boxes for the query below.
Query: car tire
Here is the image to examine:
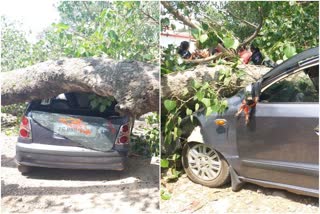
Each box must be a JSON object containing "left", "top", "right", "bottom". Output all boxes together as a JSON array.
[
  {"left": 182, "top": 142, "right": 230, "bottom": 187},
  {"left": 17, "top": 165, "right": 33, "bottom": 174}
]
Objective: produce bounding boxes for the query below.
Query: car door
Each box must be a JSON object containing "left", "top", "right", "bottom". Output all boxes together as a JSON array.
[{"left": 236, "top": 64, "right": 319, "bottom": 191}]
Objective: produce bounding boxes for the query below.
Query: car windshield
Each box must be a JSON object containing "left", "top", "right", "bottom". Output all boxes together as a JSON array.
[
  {"left": 28, "top": 93, "right": 125, "bottom": 152},
  {"left": 31, "top": 111, "right": 123, "bottom": 151}
]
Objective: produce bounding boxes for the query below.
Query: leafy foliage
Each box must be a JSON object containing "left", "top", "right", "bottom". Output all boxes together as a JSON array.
[
  {"left": 161, "top": 1, "right": 318, "bottom": 62},
  {"left": 160, "top": 188, "right": 172, "bottom": 200},
  {"left": 162, "top": 79, "right": 229, "bottom": 148},
  {"left": 88, "top": 94, "right": 114, "bottom": 113},
  {"left": 2, "top": 1, "right": 159, "bottom": 69},
  {"left": 161, "top": 152, "right": 182, "bottom": 182},
  {"left": 52, "top": 1, "right": 159, "bottom": 62},
  {"left": 255, "top": 1, "right": 318, "bottom": 61},
  {"left": 222, "top": 1, "right": 318, "bottom": 61},
  {"left": 144, "top": 114, "right": 160, "bottom": 157},
  {"left": 131, "top": 113, "right": 159, "bottom": 157},
  {"left": 1, "top": 17, "right": 33, "bottom": 72}
]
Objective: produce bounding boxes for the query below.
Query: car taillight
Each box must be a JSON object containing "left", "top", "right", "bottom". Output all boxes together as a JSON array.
[
  {"left": 19, "top": 116, "right": 31, "bottom": 139},
  {"left": 119, "top": 136, "right": 128, "bottom": 144},
  {"left": 121, "top": 124, "right": 129, "bottom": 133},
  {"left": 22, "top": 117, "right": 29, "bottom": 126},
  {"left": 19, "top": 129, "right": 30, "bottom": 138},
  {"left": 116, "top": 123, "right": 130, "bottom": 144}
]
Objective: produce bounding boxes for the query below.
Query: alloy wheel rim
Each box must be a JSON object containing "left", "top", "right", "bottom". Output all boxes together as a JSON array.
[{"left": 187, "top": 144, "right": 222, "bottom": 181}]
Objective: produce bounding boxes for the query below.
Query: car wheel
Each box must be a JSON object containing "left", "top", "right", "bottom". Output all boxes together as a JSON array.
[
  {"left": 17, "top": 165, "right": 32, "bottom": 174},
  {"left": 182, "top": 142, "right": 230, "bottom": 187}
]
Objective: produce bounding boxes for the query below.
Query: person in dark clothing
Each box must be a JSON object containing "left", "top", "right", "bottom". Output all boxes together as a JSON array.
[
  {"left": 250, "top": 45, "right": 263, "bottom": 65},
  {"left": 178, "top": 41, "right": 192, "bottom": 59}
]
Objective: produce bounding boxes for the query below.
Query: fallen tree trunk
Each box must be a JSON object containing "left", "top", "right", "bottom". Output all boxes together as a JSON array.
[
  {"left": 161, "top": 64, "right": 271, "bottom": 99},
  {"left": 1, "top": 58, "right": 159, "bottom": 117},
  {"left": 1, "top": 57, "right": 271, "bottom": 116}
]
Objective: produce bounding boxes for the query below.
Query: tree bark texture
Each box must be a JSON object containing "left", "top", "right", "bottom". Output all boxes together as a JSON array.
[
  {"left": 1, "top": 57, "right": 270, "bottom": 116},
  {"left": 161, "top": 64, "right": 271, "bottom": 99},
  {"left": 1, "top": 58, "right": 159, "bottom": 117}
]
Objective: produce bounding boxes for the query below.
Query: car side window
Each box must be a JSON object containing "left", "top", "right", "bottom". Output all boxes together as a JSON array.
[{"left": 260, "top": 65, "right": 319, "bottom": 103}]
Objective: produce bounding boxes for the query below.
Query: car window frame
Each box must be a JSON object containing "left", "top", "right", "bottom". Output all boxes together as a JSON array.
[{"left": 259, "top": 62, "right": 319, "bottom": 104}]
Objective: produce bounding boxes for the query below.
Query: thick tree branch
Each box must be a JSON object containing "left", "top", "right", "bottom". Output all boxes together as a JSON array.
[
  {"left": 184, "top": 52, "right": 225, "bottom": 64},
  {"left": 237, "top": 7, "right": 263, "bottom": 49},
  {"left": 161, "top": 1, "right": 200, "bottom": 29},
  {"left": 141, "top": 8, "right": 158, "bottom": 24},
  {"left": 1, "top": 58, "right": 159, "bottom": 117},
  {"left": 225, "top": 9, "right": 258, "bottom": 29}
]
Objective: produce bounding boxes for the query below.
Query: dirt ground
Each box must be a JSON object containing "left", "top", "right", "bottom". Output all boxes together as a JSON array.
[
  {"left": 1, "top": 129, "right": 319, "bottom": 213},
  {"left": 161, "top": 174, "right": 319, "bottom": 213},
  {"left": 1, "top": 133, "right": 159, "bottom": 213}
]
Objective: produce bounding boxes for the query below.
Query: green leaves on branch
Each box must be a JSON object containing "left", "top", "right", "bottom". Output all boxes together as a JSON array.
[
  {"left": 161, "top": 153, "right": 182, "bottom": 184},
  {"left": 201, "top": 98, "right": 211, "bottom": 108},
  {"left": 160, "top": 188, "right": 172, "bottom": 200},
  {"left": 199, "top": 34, "right": 209, "bottom": 43},
  {"left": 191, "top": 29, "right": 209, "bottom": 44},
  {"left": 219, "top": 69, "right": 233, "bottom": 86},
  {"left": 161, "top": 159, "right": 169, "bottom": 168},
  {"left": 283, "top": 44, "right": 297, "bottom": 59},
  {"left": 223, "top": 37, "right": 239, "bottom": 50},
  {"left": 162, "top": 79, "right": 229, "bottom": 151},
  {"left": 131, "top": 113, "right": 159, "bottom": 157},
  {"left": 161, "top": 17, "right": 170, "bottom": 28},
  {"left": 263, "top": 41, "right": 298, "bottom": 61},
  {"left": 161, "top": 45, "right": 193, "bottom": 74},
  {"left": 88, "top": 94, "right": 114, "bottom": 112},
  {"left": 253, "top": 1, "right": 318, "bottom": 61},
  {"left": 164, "top": 100, "right": 177, "bottom": 112},
  {"left": 186, "top": 108, "right": 192, "bottom": 116},
  {"left": 3, "top": 1, "right": 159, "bottom": 67},
  {"left": 192, "top": 80, "right": 228, "bottom": 116},
  {"left": 52, "top": 23, "right": 69, "bottom": 33},
  {"left": 107, "top": 30, "right": 119, "bottom": 41}
]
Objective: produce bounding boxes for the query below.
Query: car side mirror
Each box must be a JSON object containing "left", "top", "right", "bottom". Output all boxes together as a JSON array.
[{"left": 244, "top": 81, "right": 261, "bottom": 103}]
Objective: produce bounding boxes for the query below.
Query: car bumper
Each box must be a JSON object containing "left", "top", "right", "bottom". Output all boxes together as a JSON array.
[{"left": 15, "top": 142, "right": 127, "bottom": 171}]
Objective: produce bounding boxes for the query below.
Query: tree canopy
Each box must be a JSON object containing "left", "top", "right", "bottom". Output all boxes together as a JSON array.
[
  {"left": 161, "top": 1, "right": 318, "bottom": 63},
  {"left": 2, "top": 1, "right": 159, "bottom": 73}
]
